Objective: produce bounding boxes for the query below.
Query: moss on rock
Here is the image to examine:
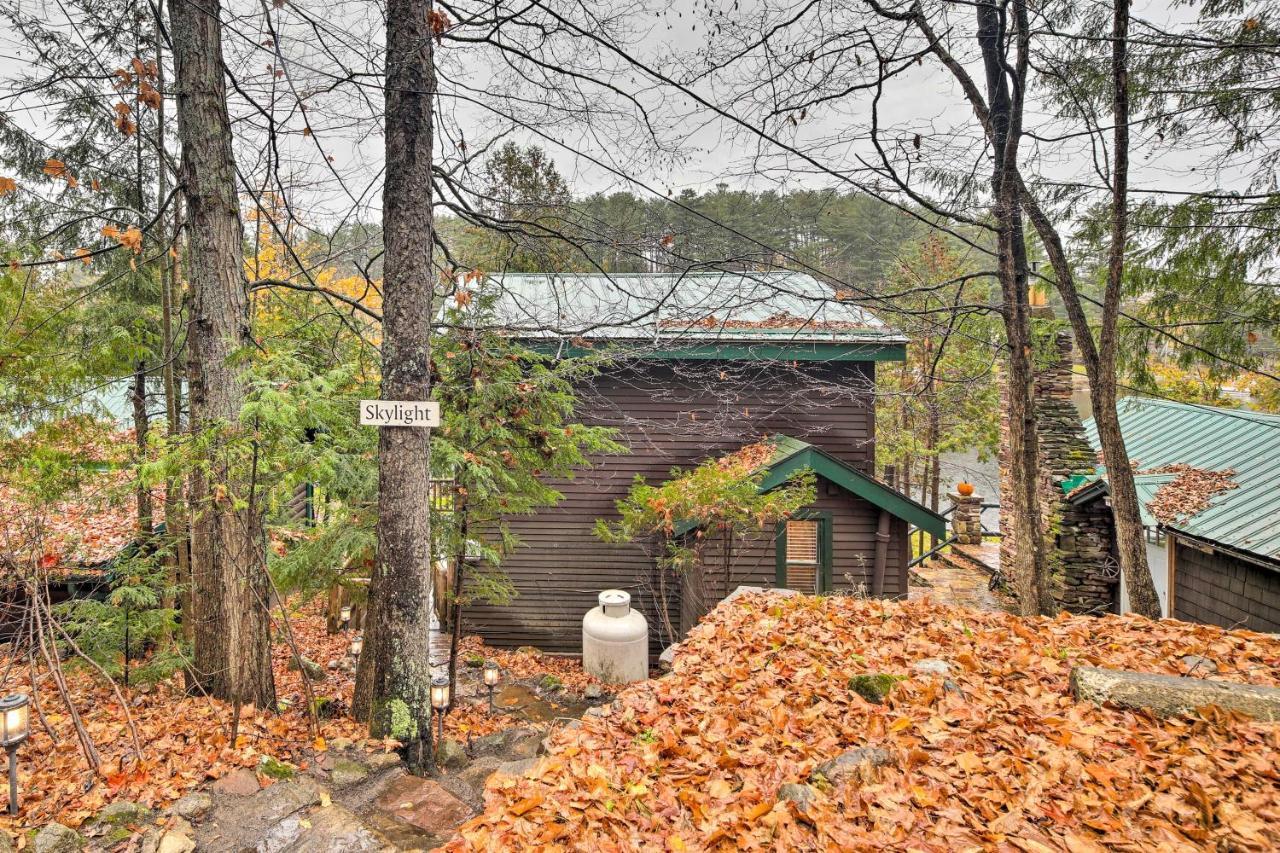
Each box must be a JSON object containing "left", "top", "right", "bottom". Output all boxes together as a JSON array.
[{"left": 847, "top": 673, "right": 902, "bottom": 704}]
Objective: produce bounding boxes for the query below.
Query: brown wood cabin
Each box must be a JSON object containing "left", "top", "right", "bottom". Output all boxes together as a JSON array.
[{"left": 459, "top": 272, "right": 946, "bottom": 654}]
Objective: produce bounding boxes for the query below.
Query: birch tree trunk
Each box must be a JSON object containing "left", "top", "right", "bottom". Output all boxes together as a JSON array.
[
  {"left": 171, "top": 0, "right": 275, "bottom": 707},
  {"left": 353, "top": 0, "right": 437, "bottom": 773}
]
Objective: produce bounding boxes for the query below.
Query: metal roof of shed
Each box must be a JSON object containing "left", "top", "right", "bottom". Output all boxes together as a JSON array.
[
  {"left": 475, "top": 271, "right": 905, "bottom": 347},
  {"left": 1083, "top": 398, "right": 1280, "bottom": 561}
]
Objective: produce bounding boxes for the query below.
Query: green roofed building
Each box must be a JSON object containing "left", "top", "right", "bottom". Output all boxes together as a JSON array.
[
  {"left": 1074, "top": 397, "right": 1280, "bottom": 632},
  {"left": 455, "top": 271, "right": 942, "bottom": 653}
]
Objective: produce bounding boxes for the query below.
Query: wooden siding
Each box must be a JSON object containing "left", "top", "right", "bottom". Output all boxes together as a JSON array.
[
  {"left": 676, "top": 478, "right": 907, "bottom": 636},
  {"left": 464, "top": 360, "right": 881, "bottom": 654},
  {"left": 1172, "top": 537, "right": 1280, "bottom": 633}
]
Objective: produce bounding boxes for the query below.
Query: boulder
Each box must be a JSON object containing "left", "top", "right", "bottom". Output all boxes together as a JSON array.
[
  {"left": 287, "top": 656, "right": 328, "bottom": 682},
  {"left": 847, "top": 674, "right": 901, "bottom": 704},
  {"left": 657, "top": 645, "right": 678, "bottom": 672},
  {"left": 328, "top": 736, "right": 354, "bottom": 751},
  {"left": 331, "top": 759, "right": 370, "bottom": 787},
  {"left": 364, "top": 751, "right": 402, "bottom": 771},
  {"left": 213, "top": 767, "right": 260, "bottom": 796},
  {"left": 170, "top": 792, "right": 213, "bottom": 822},
  {"left": 455, "top": 756, "right": 504, "bottom": 792},
  {"left": 275, "top": 805, "right": 386, "bottom": 852},
  {"left": 1070, "top": 666, "right": 1280, "bottom": 721},
  {"left": 1179, "top": 655, "right": 1219, "bottom": 675},
  {"left": 374, "top": 775, "right": 473, "bottom": 832},
  {"left": 156, "top": 831, "right": 196, "bottom": 853},
  {"left": 97, "top": 800, "right": 150, "bottom": 826},
  {"left": 811, "top": 747, "right": 895, "bottom": 786},
  {"left": 777, "top": 783, "right": 818, "bottom": 813},
  {"left": 506, "top": 728, "right": 545, "bottom": 760},
  {"left": 584, "top": 684, "right": 603, "bottom": 700},
  {"left": 469, "top": 731, "right": 507, "bottom": 757},
  {"left": 911, "top": 659, "right": 951, "bottom": 677},
  {"left": 33, "top": 824, "right": 82, "bottom": 853},
  {"left": 436, "top": 739, "right": 468, "bottom": 770},
  {"left": 494, "top": 757, "right": 540, "bottom": 778}
]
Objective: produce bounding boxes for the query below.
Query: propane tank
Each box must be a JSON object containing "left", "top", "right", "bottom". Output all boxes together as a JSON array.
[{"left": 582, "top": 589, "right": 649, "bottom": 684}]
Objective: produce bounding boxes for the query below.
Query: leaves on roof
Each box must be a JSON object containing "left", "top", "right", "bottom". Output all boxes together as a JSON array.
[
  {"left": 1142, "top": 464, "right": 1239, "bottom": 525},
  {"left": 659, "top": 311, "right": 876, "bottom": 331}
]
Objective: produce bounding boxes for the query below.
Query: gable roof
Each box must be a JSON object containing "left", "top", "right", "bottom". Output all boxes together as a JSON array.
[
  {"left": 471, "top": 271, "right": 907, "bottom": 361},
  {"left": 1081, "top": 398, "right": 1280, "bottom": 561},
  {"left": 673, "top": 435, "right": 946, "bottom": 539}
]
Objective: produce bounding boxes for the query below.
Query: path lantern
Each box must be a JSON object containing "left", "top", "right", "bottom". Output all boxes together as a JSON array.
[
  {"left": 483, "top": 661, "right": 500, "bottom": 712},
  {"left": 349, "top": 634, "right": 363, "bottom": 658},
  {"left": 0, "top": 694, "right": 30, "bottom": 816},
  {"left": 430, "top": 676, "right": 450, "bottom": 744},
  {"left": 339, "top": 605, "right": 353, "bottom": 629}
]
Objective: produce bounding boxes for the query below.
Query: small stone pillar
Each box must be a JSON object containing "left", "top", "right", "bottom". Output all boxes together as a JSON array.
[{"left": 950, "top": 491, "right": 984, "bottom": 546}]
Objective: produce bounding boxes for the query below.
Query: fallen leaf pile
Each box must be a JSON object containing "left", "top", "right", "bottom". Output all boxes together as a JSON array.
[
  {"left": 448, "top": 593, "right": 1280, "bottom": 850},
  {"left": 0, "top": 597, "right": 599, "bottom": 836},
  {"left": 1144, "top": 464, "right": 1239, "bottom": 524}
]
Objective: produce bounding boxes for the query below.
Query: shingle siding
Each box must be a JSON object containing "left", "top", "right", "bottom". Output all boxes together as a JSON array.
[
  {"left": 1173, "top": 538, "right": 1280, "bottom": 634},
  {"left": 464, "top": 360, "right": 887, "bottom": 654}
]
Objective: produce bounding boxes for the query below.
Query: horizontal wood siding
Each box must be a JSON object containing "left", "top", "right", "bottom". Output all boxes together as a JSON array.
[
  {"left": 466, "top": 360, "right": 877, "bottom": 654},
  {"left": 676, "top": 478, "right": 907, "bottom": 635},
  {"left": 1173, "top": 538, "right": 1280, "bottom": 633}
]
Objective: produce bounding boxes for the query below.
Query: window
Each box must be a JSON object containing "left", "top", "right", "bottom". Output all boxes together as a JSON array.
[{"left": 777, "top": 515, "right": 831, "bottom": 593}]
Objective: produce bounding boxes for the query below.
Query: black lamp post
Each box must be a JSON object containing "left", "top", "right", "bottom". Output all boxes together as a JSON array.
[
  {"left": 430, "top": 676, "right": 450, "bottom": 745},
  {"left": 0, "top": 694, "right": 30, "bottom": 816},
  {"left": 483, "top": 661, "right": 500, "bottom": 712}
]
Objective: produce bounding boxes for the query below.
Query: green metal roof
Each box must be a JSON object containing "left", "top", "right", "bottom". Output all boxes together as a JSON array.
[
  {"left": 1082, "top": 398, "right": 1280, "bottom": 561},
  {"left": 672, "top": 435, "right": 947, "bottom": 539}
]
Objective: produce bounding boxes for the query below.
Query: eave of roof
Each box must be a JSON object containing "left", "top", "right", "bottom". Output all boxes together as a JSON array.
[{"left": 673, "top": 435, "right": 946, "bottom": 539}]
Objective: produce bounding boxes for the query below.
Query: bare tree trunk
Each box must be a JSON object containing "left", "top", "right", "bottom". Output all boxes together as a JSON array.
[
  {"left": 171, "top": 0, "right": 275, "bottom": 707},
  {"left": 353, "top": 0, "right": 437, "bottom": 773},
  {"left": 977, "top": 0, "right": 1055, "bottom": 615},
  {"left": 1017, "top": 0, "right": 1161, "bottom": 619}
]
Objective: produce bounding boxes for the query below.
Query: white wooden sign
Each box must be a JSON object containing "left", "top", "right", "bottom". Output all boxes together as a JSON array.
[{"left": 359, "top": 400, "right": 441, "bottom": 427}]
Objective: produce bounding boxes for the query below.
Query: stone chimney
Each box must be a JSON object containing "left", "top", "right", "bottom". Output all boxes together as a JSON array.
[{"left": 999, "top": 325, "right": 1115, "bottom": 614}]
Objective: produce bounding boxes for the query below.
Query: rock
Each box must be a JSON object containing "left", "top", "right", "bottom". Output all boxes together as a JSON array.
[
  {"left": 464, "top": 653, "right": 485, "bottom": 668},
  {"left": 470, "top": 731, "right": 507, "bottom": 757},
  {"left": 657, "top": 645, "right": 678, "bottom": 672},
  {"left": 156, "top": 831, "right": 196, "bottom": 853},
  {"left": 810, "top": 747, "right": 895, "bottom": 786},
  {"left": 494, "top": 757, "right": 540, "bottom": 778},
  {"left": 33, "top": 824, "right": 82, "bottom": 853},
  {"left": 456, "top": 756, "right": 505, "bottom": 792},
  {"left": 171, "top": 792, "right": 212, "bottom": 822},
  {"left": 329, "top": 736, "right": 354, "bottom": 751},
  {"left": 514, "top": 646, "right": 541, "bottom": 657},
  {"left": 287, "top": 656, "right": 328, "bottom": 682},
  {"left": 1070, "top": 666, "right": 1280, "bottom": 721},
  {"left": 373, "top": 775, "right": 473, "bottom": 832},
  {"left": 505, "top": 728, "right": 544, "bottom": 759},
  {"left": 259, "top": 755, "right": 297, "bottom": 780},
  {"left": 331, "top": 758, "right": 370, "bottom": 786},
  {"left": 273, "top": 805, "right": 386, "bottom": 852},
  {"left": 584, "top": 684, "right": 603, "bottom": 700},
  {"left": 0, "top": 832, "right": 13, "bottom": 853},
  {"left": 847, "top": 674, "right": 901, "bottom": 704},
  {"left": 363, "top": 751, "right": 402, "bottom": 771},
  {"left": 777, "top": 783, "right": 818, "bottom": 813},
  {"left": 97, "top": 800, "right": 150, "bottom": 826},
  {"left": 912, "top": 659, "right": 951, "bottom": 677},
  {"left": 213, "top": 767, "right": 261, "bottom": 796},
  {"left": 326, "top": 659, "right": 340, "bottom": 670},
  {"left": 1179, "top": 655, "right": 1219, "bottom": 675},
  {"left": 436, "top": 738, "right": 468, "bottom": 770}
]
